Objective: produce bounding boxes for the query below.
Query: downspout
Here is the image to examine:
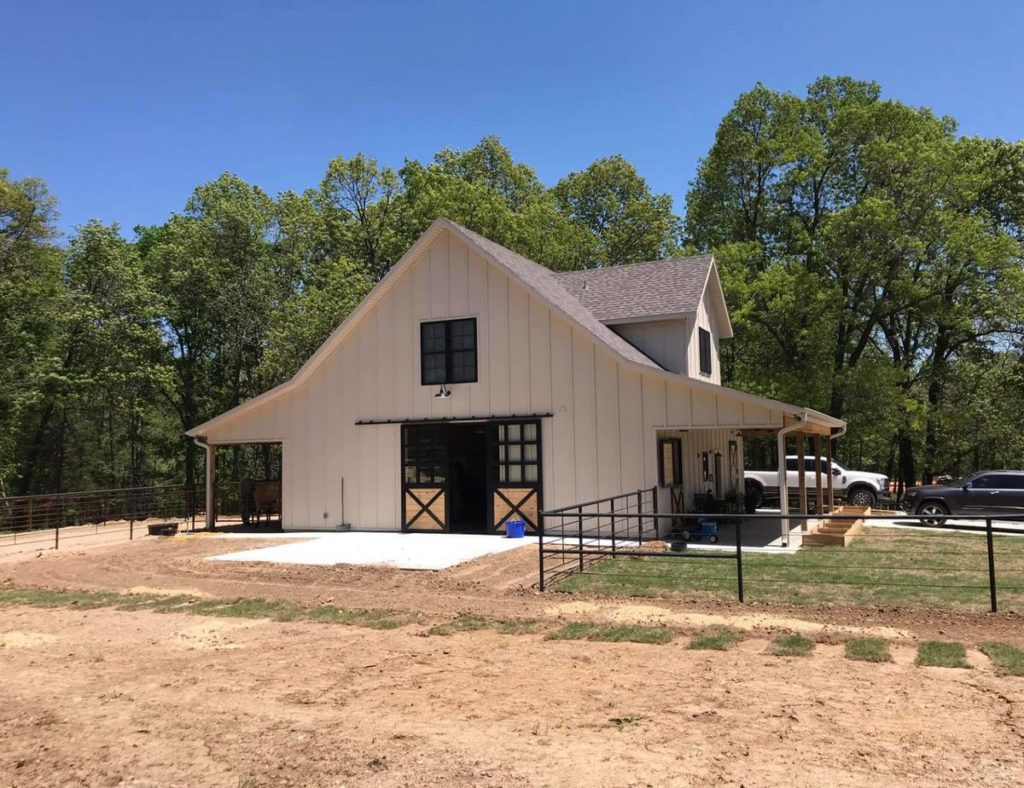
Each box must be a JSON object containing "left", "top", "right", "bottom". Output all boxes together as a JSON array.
[
  {"left": 776, "top": 411, "right": 807, "bottom": 547},
  {"left": 192, "top": 436, "right": 215, "bottom": 531}
]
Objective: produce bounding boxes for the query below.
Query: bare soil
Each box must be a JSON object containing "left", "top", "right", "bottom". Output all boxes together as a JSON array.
[{"left": 1, "top": 534, "right": 1024, "bottom": 785}]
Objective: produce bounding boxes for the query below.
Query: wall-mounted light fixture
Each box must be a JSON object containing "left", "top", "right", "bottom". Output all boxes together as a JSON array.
[{"left": 434, "top": 383, "right": 451, "bottom": 399}]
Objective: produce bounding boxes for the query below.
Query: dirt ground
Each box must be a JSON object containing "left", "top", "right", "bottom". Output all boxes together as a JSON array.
[{"left": 2, "top": 534, "right": 1024, "bottom": 786}]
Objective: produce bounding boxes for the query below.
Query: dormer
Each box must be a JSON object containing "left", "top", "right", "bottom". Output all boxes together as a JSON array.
[{"left": 556, "top": 256, "right": 733, "bottom": 383}]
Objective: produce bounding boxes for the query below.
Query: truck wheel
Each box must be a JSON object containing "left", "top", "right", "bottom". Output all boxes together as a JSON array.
[
  {"left": 744, "top": 480, "right": 763, "bottom": 509},
  {"left": 917, "top": 501, "right": 949, "bottom": 526},
  {"left": 848, "top": 487, "right": 876, "bottom": 508}
]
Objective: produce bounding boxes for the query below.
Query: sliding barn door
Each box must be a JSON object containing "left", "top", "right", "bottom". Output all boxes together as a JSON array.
[
  {"left": 402, "top": 425, "right": 447, "bottom": 531},
  {"left": 490, "top": 420, "right": 542, "bottom": 534}
]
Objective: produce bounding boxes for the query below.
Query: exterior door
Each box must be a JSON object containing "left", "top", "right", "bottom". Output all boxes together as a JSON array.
[
  {"left": 490, "top": 420, "right": 542, "bottom": 534},
  {"left": 402, "top": 425, "right": 448, "bottom": 531}
]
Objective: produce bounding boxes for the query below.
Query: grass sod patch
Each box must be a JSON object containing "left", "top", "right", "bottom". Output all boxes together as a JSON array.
[
  {"left": 546, "top": 622, "right": 675, "bottom": 645},
  {"left": 769, "top": 633, "right": 815, "bottom": 657},
  {"left": 981, "top": 642, "right": 1024, "bottom": 677},
  {"left": 428, "top": 613, "right": 494, "bottom": 636},
  {"left": 845, "top": 637, "right": 893, "bottom": 663},
  {"left": 557, "top": 528, "right": 1024, "bottom": 612},
  {"left": 916, "top": 641, "right": 970, "bottom": 669},
  {"left": 0, "top": 585, "right": 414, "bottom": 631},
  {"left": 496, "top": 618, "right": 543, "bottom": 635},
  {"left": 687, "top": 628, "right": 742, "bottom": 651}
]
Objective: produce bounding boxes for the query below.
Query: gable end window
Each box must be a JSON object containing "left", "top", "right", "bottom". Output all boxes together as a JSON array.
[
  {"left": 420, "top": 318, "right": 477, "bottom": 385},
  {"left": 698, "top": 327, "right": 712, "bottom": 375}
]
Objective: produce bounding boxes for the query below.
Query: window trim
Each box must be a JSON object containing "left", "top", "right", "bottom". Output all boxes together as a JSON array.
[
  {"left": 698, "top": 327, "right": 712, "bottom": 376},
  {"left": 658, "top": 438, "right": 683, "bottom": 487},
  {"left": 420, "top": 317, "right": 478, "bottom": 386}
]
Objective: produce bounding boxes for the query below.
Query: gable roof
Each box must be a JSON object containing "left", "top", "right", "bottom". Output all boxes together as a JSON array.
[
  {"left": 556, "top": 256, "right": 734, "bottom": 337},
  {"left": 187, "top": 218, "right": 828, "bottom": 438}
]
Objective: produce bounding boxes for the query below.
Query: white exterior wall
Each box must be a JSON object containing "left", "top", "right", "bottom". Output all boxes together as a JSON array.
[
  {"left": 686, "top": 287, "right": 722, "bottom": 385},
  {"left": 201, "top": 229, "right": 785, "bottom": 530},
  {"left": 610, "top": 319, "right": 687, "bottom": 374}
]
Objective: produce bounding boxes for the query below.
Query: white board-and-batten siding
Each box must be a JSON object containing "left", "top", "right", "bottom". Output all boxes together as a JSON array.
[{"left": 201, "top": 229, "right": 784, "bottom": 530}]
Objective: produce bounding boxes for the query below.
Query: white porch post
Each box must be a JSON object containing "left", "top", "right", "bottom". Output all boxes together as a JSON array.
[
  {"left": 205, "top": 443, "right": 215, "bottom": 530},
  {"left": 777, "top": 430, "right": 789, "bottom": 544}
]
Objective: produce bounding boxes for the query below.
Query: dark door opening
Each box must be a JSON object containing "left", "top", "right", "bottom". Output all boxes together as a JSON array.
[{"left": 447, "top": 423, "right": 488, "bottom": 533}]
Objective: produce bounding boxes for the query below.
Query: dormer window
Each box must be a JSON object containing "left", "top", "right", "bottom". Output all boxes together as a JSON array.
[
  {"left": 699, "top": 327, "right": 712, "bottom": 375},
  {"left": 421, "top": 318, "right": 477, "bottom": 385}
]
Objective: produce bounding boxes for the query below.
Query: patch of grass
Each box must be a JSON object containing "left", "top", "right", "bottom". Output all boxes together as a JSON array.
[
  {"left": 545, "top": 622, "right": 598, "bottom": 641},
  {"left": 307, "top": 605, "right": 414, "bottom": 630},
  {"left": 546, "top": 622, "right": 674, "bottom": 644},
  {"left": 916, "top": 641, "right": 970, "bottom": 669},
  {"left": 558, "top": 529, "right": 1024, "bottom": 613},
  {"left": 496, "top": 618, "right": 542, "bottom": 635},
  {"left": 845, "top": 637, "right": 892, "bottom": 663},
  {"left": 769, "top": 633, "right": 815, "bottom": 657},
  {"left": 609, "top": 715, "right": 648, "bottom": 728},
  {"left": 185, "top": 598, "right": 305, "bottom": 621},
  {"left": 688, "top": 628, "right": 742, "bottom": 651},
  {"left": 428, "top": 613, "right": 494, "bottom": 636},
  {"left": 981, "top": 642, "right": 1024, "bottom": 677}
]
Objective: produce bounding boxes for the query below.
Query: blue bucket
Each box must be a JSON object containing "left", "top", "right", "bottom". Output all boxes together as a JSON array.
[{"left": 506, "top": 519, "right": 526, "bottom": 539}]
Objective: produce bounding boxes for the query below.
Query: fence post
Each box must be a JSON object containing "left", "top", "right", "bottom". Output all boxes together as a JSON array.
[
  {"left": 636, "top": 489, "right": 643, "bottom": 545},
  {"left": 986, "top": 517, "right": 997, "bottom": 614},
  {"left": 651, "top": 486, "right": 658, "bottom": 540},
  {"left": 736, "top": 516, "right": 744, "bottom": 603},
  {"left": 538, "top": 513, "right": 546, "bottom": 591},
  {"left": 611, "top": 501, "right": 617, "bottom": 557},
  {"left": 577, "top": 505, "right": 584, "bottom": 573}
]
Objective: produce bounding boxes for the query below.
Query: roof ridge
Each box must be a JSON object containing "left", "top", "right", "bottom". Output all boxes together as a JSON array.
[{"left": 554, "top": 254, "right": 714, "bottom": 277}]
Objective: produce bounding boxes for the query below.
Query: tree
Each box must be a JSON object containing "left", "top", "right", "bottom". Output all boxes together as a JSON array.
[
  {"left": 317, "top": 155, "right": 401, "bottom": 281},
  {"left": 686, "top": 76, "right": 1024, "bottom": 484},
  {"left": 553, "top": 154, "right": 681, "bottom": 266},
  {"left": 0, "top": 170, "right": 62, "bottom": 493}
]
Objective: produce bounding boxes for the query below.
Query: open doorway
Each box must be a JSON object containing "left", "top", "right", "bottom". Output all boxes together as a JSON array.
[{"left": 447, "top": 423, "right": 488, "bottom": 533}]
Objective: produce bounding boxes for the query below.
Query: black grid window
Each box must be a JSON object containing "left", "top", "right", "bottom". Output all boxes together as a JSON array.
[
  {"left": 497, "top": 422, "right": 539, "bottom": 484},
  {"left": 420, "top": 318, "right": 477, "bottom": 385},
  {"left": 699, "top": 327, "right": 712, "bottom": 375},
  {"left": 403, "top": 425, "right": 446, "bottom": 484}
]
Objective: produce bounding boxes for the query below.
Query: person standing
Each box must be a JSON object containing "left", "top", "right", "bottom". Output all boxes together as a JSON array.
[{"left": 240, "top": 472, "right": 254, "bottom": 528}]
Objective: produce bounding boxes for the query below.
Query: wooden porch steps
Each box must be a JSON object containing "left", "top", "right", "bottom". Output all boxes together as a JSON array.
[{"left": 803, "top": 506, "right": 870, "bottom": 547}]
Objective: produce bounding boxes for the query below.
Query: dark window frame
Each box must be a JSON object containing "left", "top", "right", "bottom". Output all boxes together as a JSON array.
[
  {"left": 698, "top": 327, "right": 712, "bottom": 375},
  {"left": 658, "top": 438, "right": 683, "bottom": 487},
  {"left": 496, "top": 421, "right": 540, "bottom": 485},
  {"left": 420, "top": 318, "right": 478, "bottom": 385}
]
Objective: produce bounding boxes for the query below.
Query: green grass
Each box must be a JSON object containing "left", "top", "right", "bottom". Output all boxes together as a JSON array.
[
  {"left": 428, "top": 613, "right": 494, "bottom": 636},
  {"left": 558, "top": 529, "right": 1024, "bottom": 612},
  {"left": 981, "top": 642, "right": 1024, "bottom": 677},
  {"left": 769, "top": 633, "right": 815, "bottom": 657},
  {"left": 687, "top": 627, "right": 742, "bottom": 650},
  {"left": 0, "top": 585, "right": 415, "bottom": 630},
  {"left": 546, "top": 622, "right": 675, "bottom": 644},
  {"left": 845, "top": 637, "right": 892, "bottom": 663},
  {"left": 916, "top": 641, "right": 970, "bottom": 668},
  {"left": 496, "top": 618, "right": 543, "bottom": 635}
]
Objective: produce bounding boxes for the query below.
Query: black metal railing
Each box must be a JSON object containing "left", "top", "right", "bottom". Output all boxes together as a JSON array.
[
  {"left": 0, "top": 483, "right": 203, "bottom": 551},
  {"left": 538, "top": 487, "right": 658, "bottom": 590},
  {"left": 538, "top": 507, "right": 1024, "bottom": 614}
]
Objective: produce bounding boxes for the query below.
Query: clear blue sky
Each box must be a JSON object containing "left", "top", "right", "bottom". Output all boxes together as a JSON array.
[{"left": 5, "top": 0, "right": 1023, "bottom": 238}]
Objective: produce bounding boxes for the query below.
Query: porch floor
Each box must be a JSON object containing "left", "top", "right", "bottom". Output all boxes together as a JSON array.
[{"left": 207, "top": 531, "right": 535, "bottom": 571}]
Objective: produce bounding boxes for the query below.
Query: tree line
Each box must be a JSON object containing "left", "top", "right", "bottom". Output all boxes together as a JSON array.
[{"left": 1, "top": 76, "right": 1022, "bottom": 497}]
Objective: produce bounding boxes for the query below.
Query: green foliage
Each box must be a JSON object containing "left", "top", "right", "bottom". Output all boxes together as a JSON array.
[
  {"left": 844, "top": 638, "right": 892, "bottom": 663},
  {"left": 687, "top": 76, "right": 1024, "bottom": 484},
  {"left": 546, "top": 622, "right": 675, "bottom": 644}
]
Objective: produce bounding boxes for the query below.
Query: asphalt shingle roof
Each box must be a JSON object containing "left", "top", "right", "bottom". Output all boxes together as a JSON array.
[
  {"left": 555, "top": 256, "right": 715, "bottom": 323},
  {"left": 445, "top": 223, "right": 663, "bottom": 369}
]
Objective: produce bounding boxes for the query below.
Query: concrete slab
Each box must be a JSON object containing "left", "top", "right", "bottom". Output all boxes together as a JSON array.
[{"left": 207, "top": 531, "right": 536, "bottom": 570}]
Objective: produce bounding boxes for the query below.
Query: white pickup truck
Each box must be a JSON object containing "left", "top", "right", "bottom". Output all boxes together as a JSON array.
[{"left": 744, "top": 456, "right": 890, "bottom": 508}]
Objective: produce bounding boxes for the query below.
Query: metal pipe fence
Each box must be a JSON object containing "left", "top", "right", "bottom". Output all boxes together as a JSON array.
[
  {"left": 538, "top": 506, "right": 1024, "bottom": 614},
  {"left": 0, "top": 484, "right": 203, "bottom": 552}
]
